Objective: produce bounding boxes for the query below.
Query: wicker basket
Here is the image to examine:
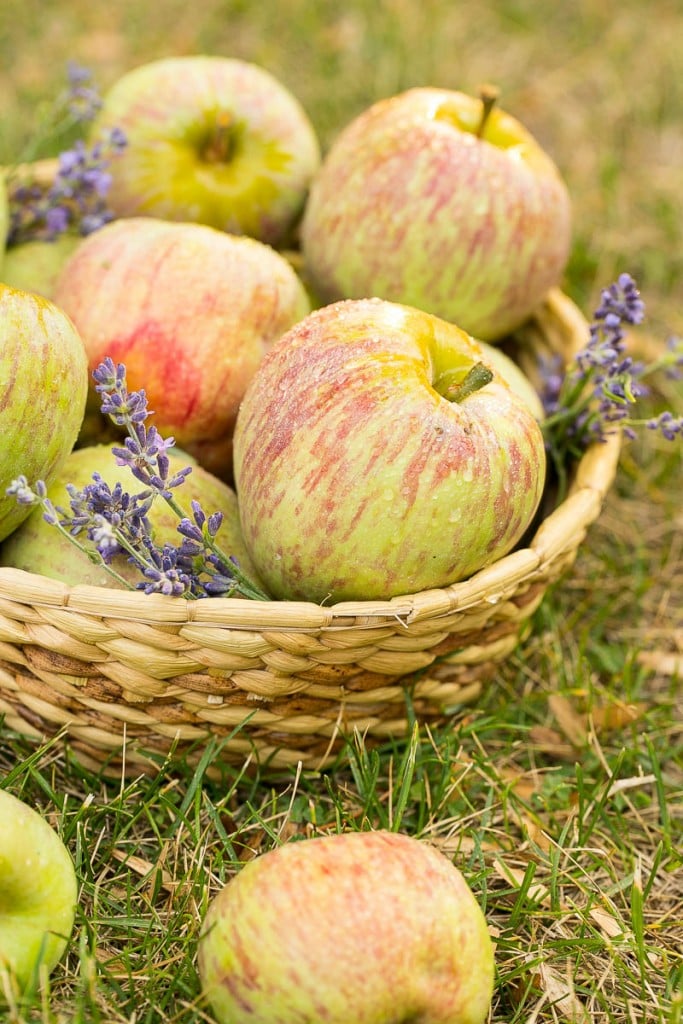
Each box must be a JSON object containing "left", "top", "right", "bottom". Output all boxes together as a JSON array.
[{"left": 0, "top": 288, "right": 621, "bottom": 775}]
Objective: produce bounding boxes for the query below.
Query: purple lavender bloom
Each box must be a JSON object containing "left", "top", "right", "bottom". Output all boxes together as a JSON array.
[
  {"left": 538, "top": 353, "right": 565, "bottom": 417},
  {"left": 7, "top": 80, "right": 127, "bottom": 246},
  {"left": 542, "top": 274, "right": 682, "bottom": 463},
  {"left": 647, "top": 411, "right": 683, "bottom": 441},
  {"left": 66, "top": 62, "right": 103, "bottom": 122},
  {"left": 593, "top": 273, "right": 646, "bottom": 327},
  {"left": 6, "top": 476, "right": 42, "bottom": 505},
  {"left": 137, "top": 544, "right": 193, "bottom": 597},
  {"left": 8, "top": 353, "right": 267, "bottom": 601}
]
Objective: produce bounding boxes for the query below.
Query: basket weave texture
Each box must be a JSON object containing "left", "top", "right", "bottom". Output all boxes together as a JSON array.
[{"left": 0, "top": 289, "right": 621, "bottom": 774}]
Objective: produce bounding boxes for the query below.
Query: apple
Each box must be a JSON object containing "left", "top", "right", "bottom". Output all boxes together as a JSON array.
[
  {"left": 198, "top": 829, "right": 495, "bottom": 1024},
  {"left": 0, "top": 788, "right": 78, "bottom": 994},
  {"left": 89, "top": 56, "right": 321, "bottom": 248},
  {"left": 477, "top": 340, "right": 545, "bottom": 420},
  {"left": 300, "top": 86, "right": 572, "bottom": 341},
  {"left": 1, "top": 234, "right": 81, "bottom": 299},
  {"left": 233, "top": 297, "right": 546, "bottom": 603},
  {"left": 52, "top": 217, "right": 311, "bottom": 481},
  {"left": 0, "top": 284, "right": 88, "bottom": 543},
  {"left": 1, "top": 442, "right": 265, "bottom": 592}
]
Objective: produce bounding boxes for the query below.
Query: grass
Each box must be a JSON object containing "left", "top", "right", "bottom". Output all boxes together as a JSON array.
[{"left": 1, "top": 1, "right": 682, "bottom": 1022}]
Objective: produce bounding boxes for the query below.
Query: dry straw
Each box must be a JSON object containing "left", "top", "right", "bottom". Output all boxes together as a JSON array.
[{"left": 0, "top": 289, "right": 621, "bottom": 775}]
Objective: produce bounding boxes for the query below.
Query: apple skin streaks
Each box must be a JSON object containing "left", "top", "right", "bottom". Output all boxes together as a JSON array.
[
  {"left": 198, "top": 830, "right": 495, "bottom": 1024},
  {"left": 52, "top": 217, "right": 310, "bottom": 481},
  {"left": 301, "top": 87, "right": 571, "bottom": 341},
  {"left": 234, "top": 297, "right": 546, "bottom": 603}
]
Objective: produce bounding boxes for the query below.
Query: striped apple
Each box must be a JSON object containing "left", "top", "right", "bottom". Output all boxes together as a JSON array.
[
  {"left": 198, "top": 829, "right": 495, "bottom": 1024},
  {"left": 0, "top": 284, "right": 88, "bottom": 543},
  {"left": 233, "top": 297, "right": 546, "bottom": 603},
  {"left": 53, "top": 217, "right": 311, "bottom": 480},
  {"left": 301, "top": 87, "right": 571, "bottom": 341},
  {"left": 90, "top": 56, "right": 321, "bottom": 248}
]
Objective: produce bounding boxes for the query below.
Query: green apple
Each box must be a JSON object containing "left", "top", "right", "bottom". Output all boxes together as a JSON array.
[
  {"left": 0, "top": 284, "right": 88, "bottom": 543},
  {"left": 0, "top": 788, "right": 77, "bottom": 994},
  {"left": 1, "top": 442, "right": 265, "bottom": 591},
  {"left": 90, "top": 56, "right": 321, "bottom": 247},
  {"left": 477, "top": 340, "right": 545, "bottom": 420},
  {"left": 198, "top": 829, "right": 495, "bottom": 1024},
  {"left": 233, "top": 297, "right": 547, "bottom": 602},
  {"left": 301, "top": 86, "right": 572, "bottom": 341},
  {"left": 52, "top": 217, "right": 311, "bottom": 482},
  {"left": 1, "top": 235, "right": 81, "bottom": 300}
]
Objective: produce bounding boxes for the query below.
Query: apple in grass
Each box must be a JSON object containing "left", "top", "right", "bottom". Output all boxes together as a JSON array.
[
  {"left": 89, "top": 56, "right": 321, "bottom": 248},
  {"left": 300, "top": 86, "right": 572, "bottom": 341},
  {"left": 233, "top": 297, "right": 546, "bottom": 603},
  {"left": 0, "top": 284, "right": 88, "bottom": 543},
  {"left": 0, "top": 789, "right": 77, "bottom": 995},
  {"left": 52, "top": 216, "right": 311, "bottom": 480},
  {"left": 0, "top": 443, "right": 265, "bottom": 592},
  {"left": 198, "top": 829, "right": 495, "bottom": 1024}
]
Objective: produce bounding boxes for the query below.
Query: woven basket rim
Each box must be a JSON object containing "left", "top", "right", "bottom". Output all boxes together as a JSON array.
[{"left": 0, "top": 288, "right": 621, "bottom": 632}]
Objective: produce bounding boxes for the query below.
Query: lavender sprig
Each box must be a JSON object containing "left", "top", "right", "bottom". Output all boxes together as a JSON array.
[
  {"left": 5, "top": 476, "right": 137, "bottom": 590},
  {"left": 8, "top": 128, "right": 127, "bottom": 245},
  {"left": 541, "top": 274, "right": 683, "bottom": 486},
  {"left": 7, "top": 359, "right": 270, "bottom": 602},
  {"left": 6, "top": 63, "right": 127, "bottom": 246}
]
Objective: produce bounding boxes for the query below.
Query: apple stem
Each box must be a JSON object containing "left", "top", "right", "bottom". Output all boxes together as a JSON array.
[
  {"left": 444, "top": 362, "right": 494, "bottom": 403},
  {"left": 204, "top": 112, "right": 235, "bottom": 163},
  {"left": 476, "top": 84, "right": 500, "bottom": 138}
]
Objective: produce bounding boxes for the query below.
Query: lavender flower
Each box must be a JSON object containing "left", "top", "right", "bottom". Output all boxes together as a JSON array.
[
  {"left": 6, "top": 63, "right": 127, "bottom": 246},
  {"left": 647, "top": 411, "right": 683, "bottom": 441},
  {"left": 137, "top": 544, "right": 194, "bottom": 598},
  {"left": 541, "top": 274, "right": 683, "bottom": 471},
  {"left": 8, "top": 128, "right": 127, "bottom": 245},
  {"left": 6, "top": 360, "right": 269, "bottom": 602},
  {"left": 65, "top": 63, "right": 103, "bottom": 122},
  {"left": 65, "top": 475, "right": 154, "bottom": 562}
]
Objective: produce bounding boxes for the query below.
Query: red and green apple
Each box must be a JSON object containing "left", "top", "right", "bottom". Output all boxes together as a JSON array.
[
  {"left": 52, "top": 216, "right": 311, "bottom": 481},
  {"left": 198, "top": 829, "right": 495, "bottom": 1024},
  {"left": 233, "top": 297, "right": 547, "bottom": 603},
  {"left": 301, "top": 87, "right": 571, "bottom": 341},
  {"left": 90, "top": 56, "right": 321, "bottom": 248}
]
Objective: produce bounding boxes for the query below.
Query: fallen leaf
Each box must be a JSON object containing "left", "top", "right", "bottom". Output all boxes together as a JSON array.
[
  {"left": 492, "top": 856, "right": 554, "bottom": 908},
  {"left": 548, "top": 694, "right": 588, "bottom": 747},
  {"left": 589, "top": 906, "right": 626, "bottom": 938},
  {"left": 637, "top": 650, "right": 683, "bottom": 677},
  {"left": 535, "top": 961, "right": 590, "bottom": 1023},
  {"left": 591, "top": 701, "right": 648, "bottom": 732},
  {"left": 528, "top": 725, "right": 576, "bottom": 761}
]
